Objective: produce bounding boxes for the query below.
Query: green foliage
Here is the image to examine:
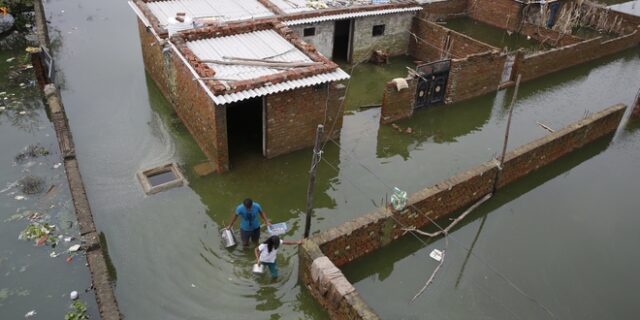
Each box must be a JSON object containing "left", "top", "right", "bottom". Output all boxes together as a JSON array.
[
  {"left": 18, "top": 222, "right": 56, "bottom": 246},
  {"left": 1, "top": 0, "right": 35, "bottom": 32},
  {"left": 65, "top": 300, "right": 89, "bottom": 320}
]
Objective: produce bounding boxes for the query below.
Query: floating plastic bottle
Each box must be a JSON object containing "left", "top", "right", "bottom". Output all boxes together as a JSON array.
[{"left": 390, "top": 187, "right": 407, "bottom": 211}]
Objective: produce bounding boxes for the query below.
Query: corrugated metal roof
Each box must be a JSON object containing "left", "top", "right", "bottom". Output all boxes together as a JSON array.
[
  {"left": 284, "top": 6, "right": 423, "bottom": 25},
  {"left": 186, "top": 29, "right": 349, "bottom": 105},
  {"left": 146, "top": 0, "right": 274, "bottom": 25},
  {"left": 211, "top": 68, "right": 349, "bottom": 105}
]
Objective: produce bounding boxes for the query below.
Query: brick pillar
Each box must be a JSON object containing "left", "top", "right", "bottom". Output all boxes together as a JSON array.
[{"left": 380, "top": 77, "right": 416, "bottom": 124}]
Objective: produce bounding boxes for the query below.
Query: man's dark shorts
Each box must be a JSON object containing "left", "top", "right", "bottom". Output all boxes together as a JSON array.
[{"left": 240, "top": 227, "right": 260, "bottom": 245}]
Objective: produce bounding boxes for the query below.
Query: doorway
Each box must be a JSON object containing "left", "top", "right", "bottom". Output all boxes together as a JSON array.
[
  {"left": 333, "top": 19, "right": 353, "bottom": 62},
  {"left": 226, "top": 97, "right": 264, "bottom": 163}
]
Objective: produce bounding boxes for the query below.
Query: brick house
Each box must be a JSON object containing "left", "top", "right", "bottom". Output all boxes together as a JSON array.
[
  {"left": 129, "top": 2, "right": 349, "bottom": 172},
  {"left": 270, "top": 0, "right": 423, "bottom": 63}
]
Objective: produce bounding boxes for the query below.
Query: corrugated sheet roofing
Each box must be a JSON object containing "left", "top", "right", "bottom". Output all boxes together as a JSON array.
[
  {"left": 186, "top": 29, "right": 349, "bottom": 105},
  {"left": 284, "top": 6, "right": 423, "bottom": 25},
  {"left": 146, "top": 0, "right": 274, "bottom": 25},
  {"left": 210, "top": 69, "right": 349, "bottom": 105},
  {"left": 268, "top": 0, "right": 313, "bottom": 14}
]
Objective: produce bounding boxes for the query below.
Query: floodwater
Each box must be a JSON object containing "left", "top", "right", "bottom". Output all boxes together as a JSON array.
[
  {"left": 444, "top": 17, "right": 546, "bottom": 52},
  {"left": 26, "top": 0, "right": 640, "bottom": 319},
  {"left": 0, "top": 49, "right": 98, "bottom": 317}
]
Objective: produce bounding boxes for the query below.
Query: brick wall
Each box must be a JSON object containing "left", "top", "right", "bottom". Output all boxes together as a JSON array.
[
  {"left": 170, "top": 51, "right": 230, "bottom": 172},
  {"left": 351, "top": 12, "right": 414, "bottom": 63},
  {"left": 300, "top": 104, "right": 626, "bottom": 319},
  {"left": 409, "top": 18, "right": 496, "bottom": 63},
  {"left": 579, "top": 2, "right": 640, "bottom": 35},
  {"left": 446, "top": 51, "right": 506, "bottom": 103},
  {"left": 468, "top": 0, "right": 523, "bottom": 31},
  {"left": 515, "top": 29, "right": 640, "bottom": 82},
  {"left": 418, "top": 0, "right": 468, "bottom": 21},
  {"left": 380, "top": 77, "right": 417, "bottom": 124},
  {"left": 137, "top": 20, "right": 172, "bottom": 101},
  {"left": 299, "top": 241, "right": 379, "bottom": 320},
  {"left": 519, "top": 22, "right": 584, "bottom": 47},
  {"left": 265, "top": 83, "right": 345, "bottom": 158}
]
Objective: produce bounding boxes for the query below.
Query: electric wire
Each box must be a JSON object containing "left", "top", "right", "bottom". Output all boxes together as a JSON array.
[
  {"left": 318, "top": 156, "right": 526, "bottom": 320},
  {"left": 324, "top": 136, "right": 557, "bottom": 319}
]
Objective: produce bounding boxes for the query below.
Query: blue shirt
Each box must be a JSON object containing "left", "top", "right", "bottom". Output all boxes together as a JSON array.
[{"left": 236, "top": 203, "right": 262, "bottom": 231}]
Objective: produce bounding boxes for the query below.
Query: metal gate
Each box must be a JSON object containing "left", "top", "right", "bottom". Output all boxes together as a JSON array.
[{"left": 415, "top": 60, "right": 450, "bottom": 109}]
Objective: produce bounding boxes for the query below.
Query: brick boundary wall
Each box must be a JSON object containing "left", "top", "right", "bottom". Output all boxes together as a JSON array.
[
  {"left": 33, "top": 0, "right": 122, "bottom": 319},
  {"left": 300, "top": 104, "right": 627, "bottom": 319},
  {"left": 519, "top": 22, "right": 585, "bottom": 47},
  {"left": 417, "top": 0, "right": 468, "bottom": 21},
  {"left": 515, "top": 28, "right": 640, "bottom": 82},
  {"left": 409, "top": 17, "right": 497, "bottom": 63},
  {"left": 468, "top": 0, "right": 523, "bottom": 31},
  {"left": 445, "top": 50, "right": 506, "bottom": 104},
  {"left": 580, "top": 1, "right": 640, "bottom": 35}
]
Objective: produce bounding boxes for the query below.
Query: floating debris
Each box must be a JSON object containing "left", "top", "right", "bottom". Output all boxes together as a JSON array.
[
  {"left": 25, "top": 310, "right": 37, "bottom": 318},
  {"left": 19, "top": 223, "right": 56, "bottom": 246},
  {"left": 19, "top": 175, "right": 45, "bottom": 194},
  {"left": 6, "top": 57, "right": 15, "bottom": 62},
  {"left": 14, "top": 195, "right": 26, "bottom": 200},
  {"left": 14, "top": 144, "right": 49, "bottom": 163},
  {"left": 70, "top": 291, "right": 79, "bottom": 300},
  {"left": 68, "top": 244, "right": 81, "bottom": 252},
  {"left": 53, "top": 163, "right": 62, "bottom": 169}
]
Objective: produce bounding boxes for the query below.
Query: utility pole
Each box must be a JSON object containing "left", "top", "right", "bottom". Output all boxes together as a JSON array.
[
  {"left": 304, "top": 124, "right": 324, "bottom": 238},
  {"left": 494, "top": 74, "right": 522, "bottom": 193}
]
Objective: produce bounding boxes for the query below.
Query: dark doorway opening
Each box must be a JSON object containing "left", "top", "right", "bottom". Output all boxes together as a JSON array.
[
  {"left": 226, "top": 97, "right": 264, "bottom": 163},
  {"left": 333, "top": 19, "right": 352, "bottom": 62}
]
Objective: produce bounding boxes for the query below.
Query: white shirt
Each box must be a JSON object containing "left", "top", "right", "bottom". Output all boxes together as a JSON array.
[{"left": 258, "top": 239, "right": 282, "bottom": 263}]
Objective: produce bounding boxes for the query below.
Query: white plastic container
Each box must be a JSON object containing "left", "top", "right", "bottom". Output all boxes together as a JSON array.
[
  {"left": 252, "top": 263, "right": 264, "bottom": 274},
  {"left": 167, "top": 16, "right": 194, "bottom": 37}
]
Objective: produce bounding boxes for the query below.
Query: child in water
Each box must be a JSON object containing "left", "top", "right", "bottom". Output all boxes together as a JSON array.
[{"left": 255, "top": 235, "right": 302, "bottom": 279}]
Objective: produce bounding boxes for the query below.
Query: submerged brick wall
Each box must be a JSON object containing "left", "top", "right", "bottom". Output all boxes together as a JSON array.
[
  {"left": 409, "top": 18, "right": 496, "bottom": 63},
  {"left": 468, "top": 0, "right": 522, "bottom": 31},
  {"left": 351, "top": 12, "right": 414, "bottom": 63},
  {"left": 519, "top": 22, "right": 584, "bottom": 47},
  {"left": 418, "top": 0, "right": 468, "bottom": 21},
  {"left": 516, "top": 29, "right": 640, "bottom": 82},
  {"left": 380, "top": 77, "right": 417, "bottom": 124},
  {"left": 446, "top": 51, "right": 506, "bottom": 104},
  {"left": 265, "top": 83, "right": 345, "bottom": 158},
  {"left": 300, "top": 104, "right": 627, "bottom": 319}
]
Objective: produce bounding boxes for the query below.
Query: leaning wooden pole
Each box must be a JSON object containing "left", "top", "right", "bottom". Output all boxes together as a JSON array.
[
  {"left": 494, "top": 74, "right": 522, "bottom": 193},
  {"left": 304, "top": 125, "right": 324, "bottom": 238}
]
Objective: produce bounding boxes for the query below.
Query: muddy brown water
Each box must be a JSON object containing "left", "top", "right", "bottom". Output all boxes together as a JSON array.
[{"left": 5, "top": 0, "right": 636, "bottom": 318}]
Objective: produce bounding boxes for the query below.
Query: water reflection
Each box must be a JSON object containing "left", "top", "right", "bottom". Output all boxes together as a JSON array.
[
  {"left": 377, "top": 97, "right": 494, "bottom": 160},
  {"left": 343, "top": 135, "right": 612, "bottom": 284}
]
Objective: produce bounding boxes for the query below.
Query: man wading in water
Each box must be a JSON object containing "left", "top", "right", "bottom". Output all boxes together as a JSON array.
[{"left": 227, "top": 198, "right": 271, "bottom": 247}]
